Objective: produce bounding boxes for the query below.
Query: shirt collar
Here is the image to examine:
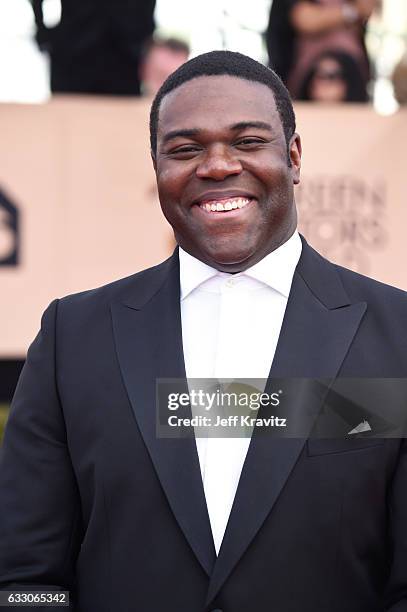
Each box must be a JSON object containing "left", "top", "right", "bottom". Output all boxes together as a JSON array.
[{"left": 179, "top": 230, "right": 302, "bottom": 300}]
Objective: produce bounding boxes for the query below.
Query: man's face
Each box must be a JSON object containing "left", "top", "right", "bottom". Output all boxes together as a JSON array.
[{"left": 154, "top": 75, "right": 301, "bottom": 272}]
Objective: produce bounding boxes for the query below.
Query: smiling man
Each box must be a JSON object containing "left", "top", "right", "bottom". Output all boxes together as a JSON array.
[
  {"left": 1, "top": 51, "right": 407, "bottom": 612},
  {"left": 152, "top": 69, "right": 300, "bottom": 272}
]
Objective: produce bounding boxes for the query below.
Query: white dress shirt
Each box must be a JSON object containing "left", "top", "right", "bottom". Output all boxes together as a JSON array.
[{"left": 179, "top": 231, "right": 302, "bottom": 554}]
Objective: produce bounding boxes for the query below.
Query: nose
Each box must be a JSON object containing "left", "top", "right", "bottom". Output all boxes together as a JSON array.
[{"left": 196, "top": 144, "right": 242, "bottom": 181}]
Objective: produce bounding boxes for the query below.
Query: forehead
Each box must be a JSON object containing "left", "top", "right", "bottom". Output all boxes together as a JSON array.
[{"left": 157, "top": 75, "right": 282, "bottom": 137}]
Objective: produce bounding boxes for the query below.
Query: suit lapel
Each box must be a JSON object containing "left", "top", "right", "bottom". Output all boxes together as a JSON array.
[
  {"left": 110, "top": 240, "right": 367, "bottom": 600},
  {"left": 111, "top": 253, "right": 216, "bottom": 576},
  {"left": 206, "top": 240, "right": 367, "bottom": 605}
]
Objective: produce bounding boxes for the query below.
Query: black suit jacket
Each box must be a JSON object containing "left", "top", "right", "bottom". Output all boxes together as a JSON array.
[
  {"left": 30, "top": 0, "right": 156, "bottom": 95},
  {"left": 1, "top": 238, "right": 407, "bottom": 611}
]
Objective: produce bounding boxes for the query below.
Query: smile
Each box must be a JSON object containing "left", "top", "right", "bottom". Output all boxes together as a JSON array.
[{"left": 198, "top": 197, "right": 253, "bottom": 213}]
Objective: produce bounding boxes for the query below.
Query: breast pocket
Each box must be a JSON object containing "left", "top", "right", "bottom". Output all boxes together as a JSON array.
[{"left": 307, "top": 437, "right": 385, "bottom": 457}]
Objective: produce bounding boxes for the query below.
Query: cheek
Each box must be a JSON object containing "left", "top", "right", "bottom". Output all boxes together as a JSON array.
[
  {"left": 259, "top": 164, "right": 293, "bottom": 200},
  {"left": 247, "top": 153, "right": 290, "bottom": 183},
  {"left": 259, "top": 169, "right": 295, "bottom": 225},
  {"left": 156, "top": 166, "right": 188, "bottom": 201},
  {"left": 156, "top": 175, "right": 188, "bottom": 227},
  {"left": 157, "top": 171, "right": 175, "bottom": 195}
]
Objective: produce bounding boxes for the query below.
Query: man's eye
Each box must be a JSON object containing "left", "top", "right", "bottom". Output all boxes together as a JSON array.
[
  {"left": 170, "top": 146, "right": 201, "bottom": 154},
  {"left": 235, "top": 138, "right": 264, "bottom": 146}
]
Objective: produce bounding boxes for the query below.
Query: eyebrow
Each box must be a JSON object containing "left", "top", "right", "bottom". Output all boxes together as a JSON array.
[
  {"left": 162, "top": 128, "right": 201, "bottom": 145},
  {"left": 161, "top": 121, "right": 273, "bottom": 145},
  {"left": 229, "top": 121, "right": 273, "bottom": 132}
]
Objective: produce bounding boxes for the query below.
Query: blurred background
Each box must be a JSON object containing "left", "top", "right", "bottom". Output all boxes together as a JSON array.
[
  {"left": 0, "top": 0, "right": 406, "bottom": 440},
  {"left": 1, "top": 0, "right": 406, "bottom": 109}
]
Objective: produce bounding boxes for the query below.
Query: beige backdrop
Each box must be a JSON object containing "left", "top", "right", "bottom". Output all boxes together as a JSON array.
[{"left": 0, "top": 98, "right": 405, "bottom": 356}]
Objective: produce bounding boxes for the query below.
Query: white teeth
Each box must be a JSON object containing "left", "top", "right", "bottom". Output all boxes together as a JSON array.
[{"left": 201, "top": 197, "right": 252, "bottom": 212}]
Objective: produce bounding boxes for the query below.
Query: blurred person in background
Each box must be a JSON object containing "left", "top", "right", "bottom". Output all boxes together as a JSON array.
[
  {"left": 297, "top": 49, "right": 369, "bottom": 101},
  {"left": 30, "top": 0, "right": 156, "bottom": 96},
  {"left": 392, "top": 52, "right": 407, "bottom": 105},
  {"left": 139, "top": 37, "right": 190, "bottom": 97},
  {"left": 266, "top": 0, "right": 378, "bottom": 99}
]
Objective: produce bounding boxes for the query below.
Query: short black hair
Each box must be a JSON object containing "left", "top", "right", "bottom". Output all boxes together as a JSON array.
[{"left": 149, "top": 50, "right": 296, "bottom": 158}]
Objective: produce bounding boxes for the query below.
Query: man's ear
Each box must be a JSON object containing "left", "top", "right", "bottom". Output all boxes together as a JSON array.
[
  {"left": 151, "top": 150, "right": 157, "bottom": 173},
  {"left": 289, "top": 133, "right": 302, "bottom": 185}
]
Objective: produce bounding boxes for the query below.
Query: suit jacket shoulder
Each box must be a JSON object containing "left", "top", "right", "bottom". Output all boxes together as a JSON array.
[
  {"left": 58, "top": 253, "right": 177, "bottom": 314},
  {"left": 334, "top": 261, "right": 407, "bottom": 307}
]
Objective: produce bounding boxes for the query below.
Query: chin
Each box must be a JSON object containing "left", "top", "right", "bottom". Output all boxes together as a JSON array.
[{"left": 205, "top": 245, "right": 255, "bottom": 270}]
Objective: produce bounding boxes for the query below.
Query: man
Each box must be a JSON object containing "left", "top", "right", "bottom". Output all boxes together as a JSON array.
[{"left": 0, "top": 51, "right": 406, "bottom": 611}]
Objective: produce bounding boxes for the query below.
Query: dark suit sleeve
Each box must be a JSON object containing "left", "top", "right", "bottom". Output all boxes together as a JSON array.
[
  {"left": 29, "top": 0, "right": 55, "bottom": 51},
  {"left": 29, "top": 0, "right": 44, "bottom": 29},
  {"left": 0, "top": 300, "right": 82, "bottom": 607},
  {"left": 385, "top": 440, "right": 407, "bottom": 610},
  {"left": 111, "top": 0, "right": 156, "bottom": 56}
]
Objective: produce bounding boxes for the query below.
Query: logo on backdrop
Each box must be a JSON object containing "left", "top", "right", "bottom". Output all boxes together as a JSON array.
[
  {"left": 0, "top": 188, "right": 20, "bottom": 266},
  {"left": 297, "top": 175, "right": 387, "bottom": 274}
]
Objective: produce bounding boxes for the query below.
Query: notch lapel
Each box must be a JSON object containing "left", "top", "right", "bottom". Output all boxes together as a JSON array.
[
  {"left": 111, "top": 253, "right": 216, "bottom": 576},
  {"left": 206, "top": 241, "right": 367, "bottom": 605}
]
